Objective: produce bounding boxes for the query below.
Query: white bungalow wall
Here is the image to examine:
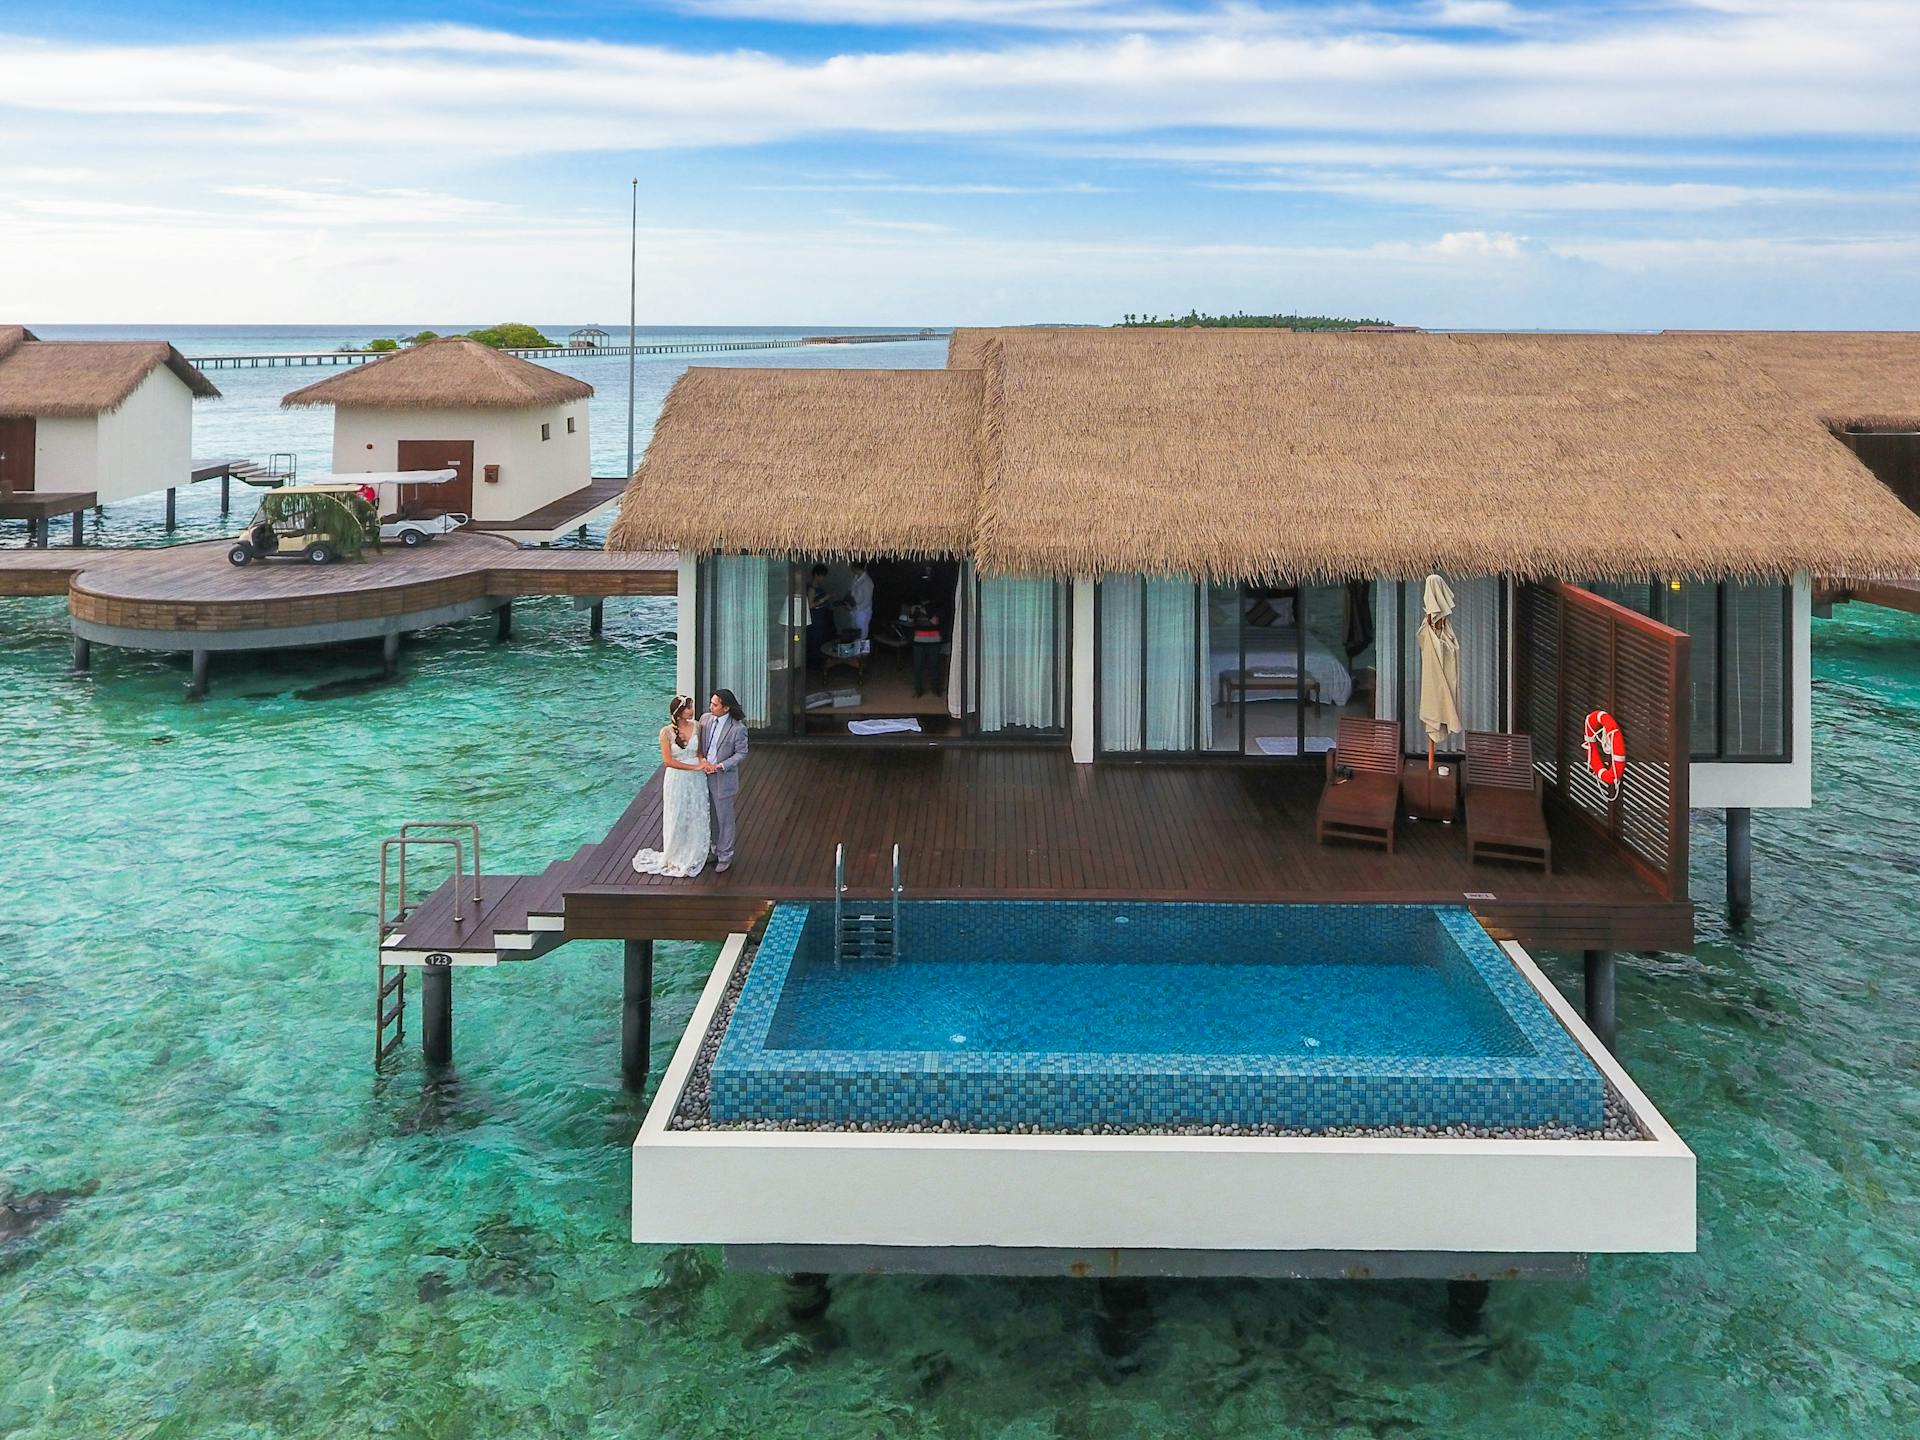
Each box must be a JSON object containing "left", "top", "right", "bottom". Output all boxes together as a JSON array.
[
  {"left": 32, "top": 366, "right": 195, "bottom": 504},
  {"left": 331, "top": 401, "right": 590, "bottom": 524}
]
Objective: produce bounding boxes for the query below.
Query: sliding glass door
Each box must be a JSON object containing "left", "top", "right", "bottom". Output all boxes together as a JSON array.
[
  {"left": 698, "top": 554, "right": 799, "bottom": 735},
  {"left": 1099, "top": 577, "right": 1380, "bottom": 758}
]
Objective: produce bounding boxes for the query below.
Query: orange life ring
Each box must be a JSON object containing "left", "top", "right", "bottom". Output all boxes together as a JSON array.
[{"left": 1583, "top": 710, "right": 1627, "bottom": 791}]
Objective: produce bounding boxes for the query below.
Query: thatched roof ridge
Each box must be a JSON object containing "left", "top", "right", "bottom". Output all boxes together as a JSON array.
[
  {"left": 610, "top": 328, "right": 1920, "bottom": 582},
  {"left": 0, "top": 333, "right": 219, "bottom": 417},
  {"left": 965, "top": 327, "right": 1920, "bottom": 582},
  {"left": 281, "top": 336, "right": 592, "bottom": 411},
  {"left": 607, "top": 367, "right": 984, "bottom": 558},
  {"left": 1671, "top": 330, "right": 1920, "bottom": 431}
]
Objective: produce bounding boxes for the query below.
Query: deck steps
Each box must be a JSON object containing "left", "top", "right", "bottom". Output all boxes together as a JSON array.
[{"left": 383, "top": 843, "right": 606, "bottom": 961}]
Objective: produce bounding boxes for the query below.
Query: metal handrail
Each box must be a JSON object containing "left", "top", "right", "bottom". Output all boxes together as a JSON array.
[
  {"left": 379, "top": 834, "right": 464, "bottom": 938},
  {"left": 398, "top": 822, "right": 482, "bottom": 906},
  {"left": 890, "top": 843, "right": 902, "bottom": 958},
  {"left": 833, "top": 843, "right": 846, "bottom": 962}
]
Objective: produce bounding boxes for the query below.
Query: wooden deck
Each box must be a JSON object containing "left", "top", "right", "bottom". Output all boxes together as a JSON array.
[
  {"left": 552, "top": 746, "right": 1693, "bottom": 952},
  {"left": 469, "top": 476, "right": 628, "bottom": 536},
  {"left": 1, "top": 533, "right": 674, "bottom": 637},
  {"left": 1818, "top": 577, "right": 1920, "bottom": 618}
]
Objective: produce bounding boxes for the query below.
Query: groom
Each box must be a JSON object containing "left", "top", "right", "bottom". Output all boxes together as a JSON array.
[{"left": 698, "top": 689, "right": 749, "bottom": 873}]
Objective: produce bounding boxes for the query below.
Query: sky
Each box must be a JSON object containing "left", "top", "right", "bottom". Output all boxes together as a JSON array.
[{"left": 2, "top": 0, "right": 1918, "bottom": 328}]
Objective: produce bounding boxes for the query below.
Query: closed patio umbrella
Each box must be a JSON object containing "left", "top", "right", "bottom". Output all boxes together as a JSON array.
[{"left": 1417, "top": 572, "right": 1463, "bottom": 766}]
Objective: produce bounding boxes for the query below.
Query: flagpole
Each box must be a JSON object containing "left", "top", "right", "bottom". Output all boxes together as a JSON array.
[{"left": 625, "top": 176, "right": 639, "bottom": 478}]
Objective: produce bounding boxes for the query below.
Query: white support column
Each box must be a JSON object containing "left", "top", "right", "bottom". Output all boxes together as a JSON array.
[
  {"left": 1071, "top": 578, "right": 1096, "bottom": 764},
  {"left": 676, "top": 552, "right": 698, "bottom": 698}
]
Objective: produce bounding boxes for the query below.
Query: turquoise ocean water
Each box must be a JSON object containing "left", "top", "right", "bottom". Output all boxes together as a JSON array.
[{"left": 3, "top": 331, "right": 1919, "bottom": 1436}]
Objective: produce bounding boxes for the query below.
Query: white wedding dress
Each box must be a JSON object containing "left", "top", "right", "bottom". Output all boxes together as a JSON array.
[{"left": 632, "top": 729, "right": 710, "bottom": 878}]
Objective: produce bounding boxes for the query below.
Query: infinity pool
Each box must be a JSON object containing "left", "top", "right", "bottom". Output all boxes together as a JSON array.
[{"left": 709, "top": 901, "right": 1604, "bottom": 1131}]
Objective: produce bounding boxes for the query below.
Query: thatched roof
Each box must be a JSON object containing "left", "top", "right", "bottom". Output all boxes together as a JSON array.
[
  {"left": 1673, "top": 331, "right": 1920, "bottom": 431},
  {"left": 609, "top": 368, "right": 984, "bottom": 557},
  {"left": 0, "top": 331, "right": 219, "bottom": 417},
  {"left": 281, "top": 336, "right": 592, "bottom": 411},
  {"left": 611, "top": 327, "right": 1920, "bottom": 582}
]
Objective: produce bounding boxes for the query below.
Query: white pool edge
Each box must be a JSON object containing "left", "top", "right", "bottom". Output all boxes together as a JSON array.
[{"left": 633, "top": 933, "right": 1696, "bottom": 1260}]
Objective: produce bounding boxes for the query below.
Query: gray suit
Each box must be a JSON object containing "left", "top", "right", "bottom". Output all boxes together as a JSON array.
[{"left": 699, "top": 711, "right": 749, "bottom": 867}]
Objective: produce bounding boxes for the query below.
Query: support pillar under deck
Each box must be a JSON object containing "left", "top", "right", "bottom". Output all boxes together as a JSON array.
[
  {"left": 164, "top": 487, "right": 177, "bottom": 532},
  {"left": 29, "top": 517, "right": 45, "bottom": 548},
  {"left": 72, "top": 636, "right": 90, "bottom": 673},
  {"left": 589, "top": 601, "right": 604, "bottom": 638},
  {"left": 70, "top": 510, "right": 84, "bottom": 546},
  {"left": 622, "top": 939, "right": 654, "bottom": 1091},
  {"left": 495, "top": 602, "right": 512, "bottom": 643},
  {"left": 1726, "top": 807, "right": 1753, "bottom": 929},
  {"left": 188, "top": 649, "right": 209, "bottom": 699},
  {"left": 1583, "top": 950, "right": 1616, "bottom": 1052},
  {"left": 382, "top": 629, "right": 400, "bottom": 677},
  {"left": 221, "top": 473, "right": 231, "bottom": 513},
  {"left": 421, "top": 965, "right": 452, "bottom": 1066}
]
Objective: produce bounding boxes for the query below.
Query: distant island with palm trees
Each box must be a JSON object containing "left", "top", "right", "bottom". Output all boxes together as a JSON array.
[{"left": 1117, "top": 310, "right": 1393, "bottom": 330}]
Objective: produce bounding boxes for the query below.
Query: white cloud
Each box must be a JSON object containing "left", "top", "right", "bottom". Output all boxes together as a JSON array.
[
  {"left": 1218, "top": 175, "right": 1834, "bottom": 213},
  {"left": 1, "top": 12, "right": 1917, "bottom": 158},
  {"left": 1423, "top": 229, "right": 1530, "bottom": 258}
]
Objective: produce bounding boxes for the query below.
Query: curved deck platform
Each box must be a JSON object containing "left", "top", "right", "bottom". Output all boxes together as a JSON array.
[{"left": 1, "top": 532, "right": 675, "bottom": 659}]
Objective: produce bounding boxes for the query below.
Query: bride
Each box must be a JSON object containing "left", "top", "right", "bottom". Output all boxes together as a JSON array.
[{"left": 632, "top": 694, "right": 711, "bottom": 878}]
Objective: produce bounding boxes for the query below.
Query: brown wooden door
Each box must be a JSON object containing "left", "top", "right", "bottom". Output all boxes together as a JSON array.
[
  {"left": 0, "top": 417, "right": 35, "bottom": 493},
  {"left": 395, "top": 439, "right": 474, "bottom": 516}
]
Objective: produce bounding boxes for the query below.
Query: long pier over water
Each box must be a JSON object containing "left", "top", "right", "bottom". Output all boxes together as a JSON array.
[{"left": 190, "top": 332, "right": 944, "bottom": 370}]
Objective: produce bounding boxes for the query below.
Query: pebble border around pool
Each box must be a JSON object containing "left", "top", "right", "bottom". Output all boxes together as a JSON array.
[{"left": 667, "top": 930, "right": 1650, "bottom": 1142}]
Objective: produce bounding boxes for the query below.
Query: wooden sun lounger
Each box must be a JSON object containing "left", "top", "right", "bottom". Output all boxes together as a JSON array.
[
  {"left": 1465, "top": 730, "right": 1553, "bottom": 872},
  {"left": 1315, "top": 715, "right": 1402, "bottom": 853}
]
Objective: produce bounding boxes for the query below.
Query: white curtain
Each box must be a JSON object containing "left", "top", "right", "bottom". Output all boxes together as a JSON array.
[
  {"left": 708, "top": 554, "right": 775, "bottom": 727},
  {"left": 1144, "top": 578, "right": 1200, "bottom": 751},
  {"left": 1400, "top": 575, "right": 1500, "bottom": 753},
  {"left": 979, "top": 576, "right": 1061, "bottom": 731},
  {"left": 1100, "top": 580, "right": 1144, "bottom": 751}
]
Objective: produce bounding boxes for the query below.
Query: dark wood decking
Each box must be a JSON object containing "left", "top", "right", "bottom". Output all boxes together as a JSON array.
[
  {"left": 0, "top": 490, "right": 95, "bottom": 521},
  {"left": 469, "top": 477, "right": 628, "bottom": 535},
  {"left": 558, "top": 746, "right": 1693, "bottom": 951}
]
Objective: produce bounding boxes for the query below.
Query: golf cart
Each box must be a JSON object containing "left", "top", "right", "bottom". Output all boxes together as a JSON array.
[
  {"left": 381, "top": 510, "right": 469, "bottom": 548},
  {"left": 229, "top": 484, "right": 377, "bottom": 566}
]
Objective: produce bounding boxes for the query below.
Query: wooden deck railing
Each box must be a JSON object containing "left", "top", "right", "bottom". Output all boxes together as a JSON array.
[{"left": 1516, "top": 581, "right": 1692, "bottom": 901}]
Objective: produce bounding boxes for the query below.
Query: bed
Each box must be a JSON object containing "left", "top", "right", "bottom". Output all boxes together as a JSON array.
[{"left": 1204, "top": 626, "right": 1354, "bottom": 708}]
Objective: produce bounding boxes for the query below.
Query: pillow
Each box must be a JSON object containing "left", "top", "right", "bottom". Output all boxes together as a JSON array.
[{"left": 1246, "top": 596, "right": 1294, "bottom": 627}]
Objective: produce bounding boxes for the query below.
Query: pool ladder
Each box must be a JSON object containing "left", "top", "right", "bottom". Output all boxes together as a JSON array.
[{"left": 834, "top": 842, "right": 902, "bottom": 964}]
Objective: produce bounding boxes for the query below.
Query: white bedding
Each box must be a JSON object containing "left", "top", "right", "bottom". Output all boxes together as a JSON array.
[{"left": 1206, "top": 628, "right": 1354, "bottom": 707}]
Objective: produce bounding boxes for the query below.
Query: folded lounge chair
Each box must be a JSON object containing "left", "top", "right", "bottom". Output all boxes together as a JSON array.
[
  {"left": 1464, "top": 730, "right": 1552, "bottom": 871},
  {"left": 1315, "top": 715, "right": 1402, "bottom": 853}
]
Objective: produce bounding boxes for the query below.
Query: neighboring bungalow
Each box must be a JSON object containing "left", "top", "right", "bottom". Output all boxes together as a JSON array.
[
  {"left": 282, "top": 337, "right": 621, "bottom": 544},
  {"left": 0, "top": 325, "right": 219, "bottom": 542}
]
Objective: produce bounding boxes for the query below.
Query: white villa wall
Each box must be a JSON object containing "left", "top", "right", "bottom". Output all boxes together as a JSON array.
[
  {"left": 92, "top": 366, "right": 194, "bottom": 505},
  {"left": 32, "top": 415, "right": 97, "bottom": 493},
  {"left": 1071, "top": 578, "right": 1096, "bottom": 763},
  {"left": 1691, "top": 575, "right": 1813, "bottom": 811},
  {"left": 677, "top": 553, "right": 698, "bottom": 697},
  {"left": 331, "top": 401, "right": 590, "bottom": 523}
]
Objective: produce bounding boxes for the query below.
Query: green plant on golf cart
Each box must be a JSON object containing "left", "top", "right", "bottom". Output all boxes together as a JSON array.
[{"left": 229, "top": 485, "right": 382, "bottom": 566}]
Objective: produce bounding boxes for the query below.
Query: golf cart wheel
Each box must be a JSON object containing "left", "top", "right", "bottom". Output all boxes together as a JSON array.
[
  {"left": 399, "top": 528, "right": 426, "bottom": 548},
  {"left": 305, "top": 543, "right": 335, "bottom": 565},
  {"left": 227, "top": 544, "right": 253, "bottom": 566}
]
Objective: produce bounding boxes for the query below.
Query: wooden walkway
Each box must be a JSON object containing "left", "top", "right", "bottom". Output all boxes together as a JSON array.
[
  {"left": 1818, "top": 577, "right": 1920, "bottom": 618},
  {"left": 469, "top": 476, "right": 628, "bottom": 537},
  {"left": 534, "top": 746, "right": 1691, "bottom": 952}
]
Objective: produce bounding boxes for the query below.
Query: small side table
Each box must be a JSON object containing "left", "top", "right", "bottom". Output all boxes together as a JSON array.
[{"left": 1402, "top": 758, "right": 1459, "bottom": 823}]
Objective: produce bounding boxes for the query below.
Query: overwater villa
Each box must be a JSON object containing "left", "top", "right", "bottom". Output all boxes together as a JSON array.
[
  {"left": 379, "top": 328, "right": 1920, "bottom": 1307},
  {"left": 0, "top": 325, "right": 219, "bottom": 542},
  {"left": 282, "top": 336, "right": 624, "bottom": 544}
]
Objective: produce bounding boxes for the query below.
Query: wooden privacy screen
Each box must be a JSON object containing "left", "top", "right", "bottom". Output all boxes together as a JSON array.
[{"left": 1515, "top": 581, "right": 1691, "bottom": 901}]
